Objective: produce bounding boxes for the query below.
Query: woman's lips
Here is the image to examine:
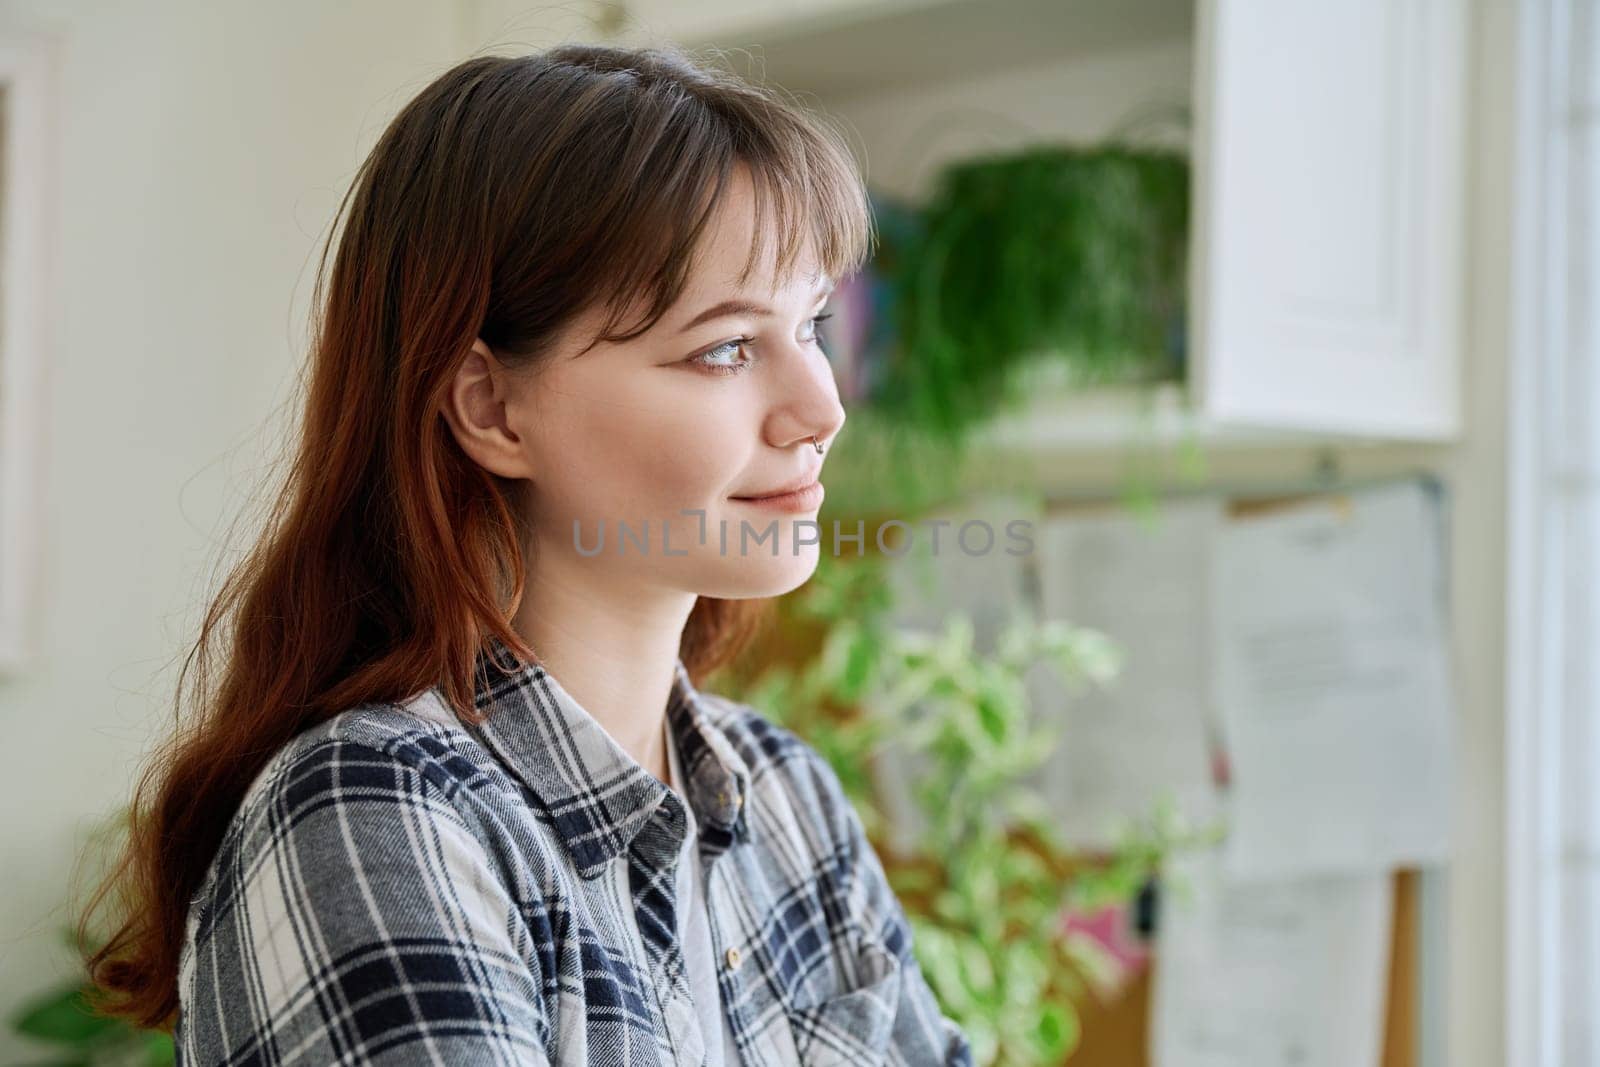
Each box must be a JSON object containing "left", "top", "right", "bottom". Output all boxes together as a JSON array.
[{"left": 730, "top": 481, "right": 824, "bottom": 512}]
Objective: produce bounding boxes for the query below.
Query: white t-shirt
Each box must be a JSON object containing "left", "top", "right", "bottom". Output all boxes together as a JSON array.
[{"left": 665, "top": 723, "right": 744, "bottom": 1066}]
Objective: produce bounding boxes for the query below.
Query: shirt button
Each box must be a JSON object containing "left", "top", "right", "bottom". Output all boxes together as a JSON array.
[{"left": 725, "top": 947, "right": 741, "bottom": 969}]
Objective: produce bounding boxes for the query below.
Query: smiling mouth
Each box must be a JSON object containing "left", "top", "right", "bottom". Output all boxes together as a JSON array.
[
  {"left": 732, "top": 480, "right": 817, "bottom": 501},
  {"left": 729, "top": 481, "right": 825, "bottom": 510}
]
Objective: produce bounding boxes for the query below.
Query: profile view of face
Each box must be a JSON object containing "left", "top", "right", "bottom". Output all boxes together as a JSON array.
[{"left": 447, "top": 162, "right": 847, "bottom": 605}]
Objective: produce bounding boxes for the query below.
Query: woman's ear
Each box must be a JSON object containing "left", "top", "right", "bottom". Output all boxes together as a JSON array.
[{"left": 438, "top": 338, "right": 536, "bottom": 481}]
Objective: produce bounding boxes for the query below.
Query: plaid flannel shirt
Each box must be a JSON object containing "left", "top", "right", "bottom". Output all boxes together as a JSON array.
[{"left": 175, "top": 634, "right": 974, "bottom": 1066}]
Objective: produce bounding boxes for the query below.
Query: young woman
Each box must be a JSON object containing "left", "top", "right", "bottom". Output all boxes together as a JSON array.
[{"left": 83, "top": 43, "right": 973, "bottom": 1067}]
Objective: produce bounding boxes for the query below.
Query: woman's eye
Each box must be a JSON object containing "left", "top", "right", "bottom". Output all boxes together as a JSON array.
[
  {"left": 694, "top": 338, "right": 755, "bottom": 376},
  {"left": 689, "top": 313, "right": 834, "bottom": 377},
  {"left": 805, "top": 312, "right": 834, "bottom": 351}
]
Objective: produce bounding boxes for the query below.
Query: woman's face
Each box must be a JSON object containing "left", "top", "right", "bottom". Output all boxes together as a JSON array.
[{"left": 448, "top": 165, "right": 847, "bottom": 603}]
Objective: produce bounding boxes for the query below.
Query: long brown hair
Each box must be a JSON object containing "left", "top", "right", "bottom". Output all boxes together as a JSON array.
[{"left": 81, "top": 42, "right": 874, "bottom": 1029}]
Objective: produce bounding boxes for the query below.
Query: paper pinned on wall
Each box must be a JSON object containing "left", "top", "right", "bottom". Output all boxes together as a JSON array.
[
  {"left": 1150, "top": 845, "right": 1393, "bottom": 1067},
  {"left": 1023, "top": 496, "right": 1224, "bottom": 850},
  {"left": 1211, "top": 479, "right": 1455, "bottom": 881}
]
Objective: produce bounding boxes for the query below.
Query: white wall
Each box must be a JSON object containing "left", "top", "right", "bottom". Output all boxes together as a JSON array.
[{"left": 0, "top": 1, "right": 470, "bottom": 1058}]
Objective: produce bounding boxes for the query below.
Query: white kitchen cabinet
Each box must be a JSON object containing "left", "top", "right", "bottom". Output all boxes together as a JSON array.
[
  {"left": 1191, "top": 0, "right": 1467, "bottom": 439},
  {"left": 596, "top": 0, "right": 1473, "bottom": 446}
]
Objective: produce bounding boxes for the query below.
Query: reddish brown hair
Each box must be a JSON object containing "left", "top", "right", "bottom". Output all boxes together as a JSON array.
[{"left": 81, "top": 42, "right": 873, "bottom": 1029}]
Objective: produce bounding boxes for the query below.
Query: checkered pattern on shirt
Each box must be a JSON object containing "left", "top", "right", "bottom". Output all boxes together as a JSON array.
[{"left": 174, "top": 635, "right": 974, "bottom": 1066}]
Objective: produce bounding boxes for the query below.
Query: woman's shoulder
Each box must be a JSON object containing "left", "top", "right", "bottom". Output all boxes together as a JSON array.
[
  {"left": 175, "top": 695, "right": 554, "bottom": 1062},
  {"left": 235, "top": 688, "right": 495, "bottom": 817},
  {"left": 191, "top": 692, "right": 506, "bottom": 928}
]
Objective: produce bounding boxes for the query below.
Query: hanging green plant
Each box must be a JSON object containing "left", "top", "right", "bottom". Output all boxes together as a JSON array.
[{"left": 872, "top": 144, "right": 1190, "bottom": 442}]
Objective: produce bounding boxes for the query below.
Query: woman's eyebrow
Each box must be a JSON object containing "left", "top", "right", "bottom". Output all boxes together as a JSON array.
[{"left": 674, "top": 279, "right": 835, "bottom": 335}]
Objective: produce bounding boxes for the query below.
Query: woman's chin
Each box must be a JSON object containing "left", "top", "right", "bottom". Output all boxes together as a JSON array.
[{"left": 696, "top": 545, "right": 822, "bottom": 599}]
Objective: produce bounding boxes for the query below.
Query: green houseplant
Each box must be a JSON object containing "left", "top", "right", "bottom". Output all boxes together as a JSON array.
[
  {"left": 8, "top": 816, "right": 175, "bottom": 1067},
  {"left": 8, "top": 947, "right": 174, "bottom": 1067},
  {"left": 821, "top": 134, "right": 1201, "bottom": 525},
  {"left": 710, "top": 549, "right": 1220, "bottom": 1066},
  {"left": 869, "top": 143, "right": 1190, "bottom": 443}
]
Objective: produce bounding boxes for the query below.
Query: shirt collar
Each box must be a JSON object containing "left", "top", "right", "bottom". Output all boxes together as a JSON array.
[{"left": 451, "top": 633, "right": 752, "bottom": 879}]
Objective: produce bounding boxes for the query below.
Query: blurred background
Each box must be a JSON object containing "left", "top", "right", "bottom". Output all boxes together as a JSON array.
[{"left": 0, "top": 0, "right": 1581, "bottom": 1064}]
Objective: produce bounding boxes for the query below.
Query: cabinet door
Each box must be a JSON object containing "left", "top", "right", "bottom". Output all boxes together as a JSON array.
[{"left": 1190, "top": 0, "right": 1467, "bottom": 439}]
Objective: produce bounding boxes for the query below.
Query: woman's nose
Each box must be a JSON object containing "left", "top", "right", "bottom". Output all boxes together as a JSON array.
[{"left": 761, "top": 338, "right": 846, "bottom": 450}]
